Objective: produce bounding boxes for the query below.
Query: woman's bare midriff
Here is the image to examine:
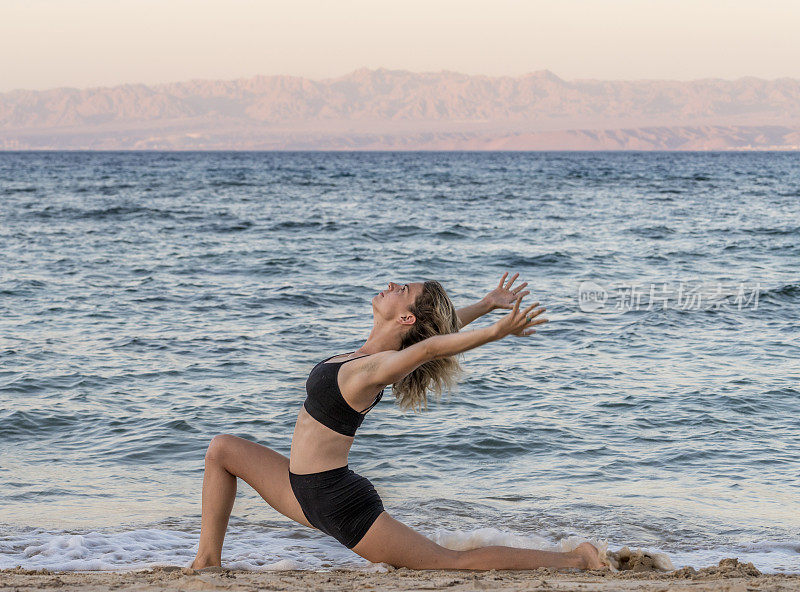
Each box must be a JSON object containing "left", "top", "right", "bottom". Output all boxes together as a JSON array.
[
  {"left": 290, "top": 352, "right": 386, "bottom": 474},
  {"left": 288, "top": 406, "right": 356, "bottom": 474}
]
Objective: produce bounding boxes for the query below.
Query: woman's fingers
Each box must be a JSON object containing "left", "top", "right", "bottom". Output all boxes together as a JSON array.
[
  {"left": 498, "top": 271, "right": 508, "bottom": 288},
  {"left": 512, "top": 317, "right": 547, "bottom": 336},
  {"left": 515, "top": 304, "right": 547, "bottom": 333},
  {"left": 520, "top": 302, "right": 541, "bottom": 316},
  {"left": 504, "top": 272, "right": 519, "bottom": 290},
  {"left": 500, "top": 290, "right": 529, "bottom": 308},
  {"left": 511, "top": 282, "right": 528, "bottom": 295},
  {"left": 500, "top": 294, "right": 549, "bottom": 338},
  {"left": 525, "top": 307, "right": 546, "bottom": 320}
]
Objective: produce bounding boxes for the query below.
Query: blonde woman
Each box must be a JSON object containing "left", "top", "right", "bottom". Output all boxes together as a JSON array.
[{"left": 191, "top": 272, "right": 605, "bottom": 571}]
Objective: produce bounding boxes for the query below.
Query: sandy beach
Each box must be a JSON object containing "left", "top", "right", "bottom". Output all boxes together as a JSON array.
[{"left": 2, "top": 559, "right": 798, "bottom": 592}]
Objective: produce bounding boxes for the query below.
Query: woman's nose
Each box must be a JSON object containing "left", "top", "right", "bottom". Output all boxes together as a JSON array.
[{"left": 388, "top": 282, "right": 396, "bottom": 290}]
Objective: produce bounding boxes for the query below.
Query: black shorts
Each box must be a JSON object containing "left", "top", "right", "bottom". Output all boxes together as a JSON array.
[{"left": 288, "top": 465, "right": 385, "bottom": 549}]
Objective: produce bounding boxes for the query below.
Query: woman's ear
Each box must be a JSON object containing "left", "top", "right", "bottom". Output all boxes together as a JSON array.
[{"left": 399, "top": 313, "right": 416, "bottom": 326}]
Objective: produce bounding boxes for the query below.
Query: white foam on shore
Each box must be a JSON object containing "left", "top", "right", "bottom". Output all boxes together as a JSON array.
[
  {"left": 1, "top": 525, "right": 796, "bottom": 574},
  {"left": 0, "top": 527, "right": 358, "bottom": 572},
  {"left": 666, "top": 541, "right": 800, "bottom": 575},
  {"left": 432, "top": 526, "right": 610, "bottom": 555}
]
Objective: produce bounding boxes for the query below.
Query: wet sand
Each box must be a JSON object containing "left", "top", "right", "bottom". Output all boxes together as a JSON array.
[{"left": 2, "top": 559, "right": 798, "bottom": 592}]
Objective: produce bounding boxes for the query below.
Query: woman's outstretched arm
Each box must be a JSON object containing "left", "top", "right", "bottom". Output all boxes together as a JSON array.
[
  {"left": 456, "top": 272, "right": 531, "bottom": 329},
  {"left": 455, "top": 299, "right": 493, "bottom": 330},
  {"left": 362, "top": 295, "right": 547, "bottom": 387}
]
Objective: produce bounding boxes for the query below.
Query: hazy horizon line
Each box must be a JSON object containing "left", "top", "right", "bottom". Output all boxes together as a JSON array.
[{"left": 4, "top": 66, "right": 800, "bottom": 95}]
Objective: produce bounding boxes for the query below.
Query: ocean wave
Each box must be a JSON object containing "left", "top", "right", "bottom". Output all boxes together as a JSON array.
[
  {"left": 741, "top": 226, "right": 800, "bottom": 236},
  {"left": 197, "top": 220, "right": 254, "bottom": 233},
  {"left": 626, "top": 225, "right": 676, "bottom": 239},
  {"left": 0, "top": 278, "right": 48, "bottom": 296},
  {"left": 493, "top": 251, "right": 574, "bottom": 267},
  {"left": 29, "top": 205, "right": 179, "bottom": 221},
  {"left": 0, "top": 409, "right": 101, "bottom": 440},
  {"left": 759, "top": 281, "right": 800, "bottom": 300},
  {"left": 268, "top": 220, "right": 325, "bottom": 231},
  {"left": 432, "top": 223, "right": 477, "bottom": 239},
  {"left": 208, "top": 180, "right": 257, "bottom": 188},
  {"left": 4, "top": 185, "right": 39, "bottom": 194}
]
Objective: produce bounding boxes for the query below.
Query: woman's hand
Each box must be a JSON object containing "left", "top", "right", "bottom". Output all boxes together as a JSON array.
[
  {"left": 491, "top": 294, "right": 548, "bottom": 339},
  {"left": 482, "top": 272, "right": 530, "bottom": 311}
]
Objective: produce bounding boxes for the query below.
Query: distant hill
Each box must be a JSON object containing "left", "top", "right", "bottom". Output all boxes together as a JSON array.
[{"left": 2, "top": 68, "right": 799, "bottom": 150}]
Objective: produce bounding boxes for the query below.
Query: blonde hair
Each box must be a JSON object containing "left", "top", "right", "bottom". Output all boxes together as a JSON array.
[{"left": 392, "top": 280, "right": 464, "bottom": 412}]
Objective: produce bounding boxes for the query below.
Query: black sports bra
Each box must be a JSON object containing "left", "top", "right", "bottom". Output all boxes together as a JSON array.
[{"left": 303, "top": 352, "right": 384, "bottom": 437}]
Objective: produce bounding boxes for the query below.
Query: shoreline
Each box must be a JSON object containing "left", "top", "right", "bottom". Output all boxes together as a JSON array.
[{"left": 2, "top": 559, "right": 799, "bottom": 592}]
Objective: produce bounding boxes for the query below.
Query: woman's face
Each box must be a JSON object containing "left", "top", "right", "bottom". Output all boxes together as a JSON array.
[{"left": 373, "top": 281, "right": 424, "bottom": 323}]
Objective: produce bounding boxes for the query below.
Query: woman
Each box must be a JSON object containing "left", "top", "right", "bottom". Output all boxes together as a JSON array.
[{"left": 191, "top": 272, "right": 605, "bottom": 571}]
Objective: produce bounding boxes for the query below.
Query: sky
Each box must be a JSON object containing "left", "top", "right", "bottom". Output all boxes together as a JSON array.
[{"left": 2, "top": 0, "right": 800, "bottom": 92}]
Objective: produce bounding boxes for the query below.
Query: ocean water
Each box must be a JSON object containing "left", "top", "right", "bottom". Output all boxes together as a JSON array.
[{"left": 0, "top": 151, "right": 798, "bottom": 573}]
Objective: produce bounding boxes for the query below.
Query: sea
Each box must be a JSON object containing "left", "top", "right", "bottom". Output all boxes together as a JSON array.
[{"left": 0, "top": 151, "right": 798, "bottom": 573}]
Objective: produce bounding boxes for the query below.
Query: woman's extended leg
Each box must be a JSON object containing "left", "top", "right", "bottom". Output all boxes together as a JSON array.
[
  {"left": 191, "top": 434, "right": 313, "bottom": 569},
  {"left": 351, "top": 512, "right": 604, "bottom": 571}
]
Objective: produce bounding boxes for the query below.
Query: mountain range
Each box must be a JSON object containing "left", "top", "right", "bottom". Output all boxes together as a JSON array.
[{"left": 2, "top": 68, "right": 799, "bottom": 150}]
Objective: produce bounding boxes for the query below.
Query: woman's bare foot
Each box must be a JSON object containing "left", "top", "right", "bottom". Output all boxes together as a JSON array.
[
  {"left": 190, "top": 556, "right": 221, "bottom": 570},
  {"left": 573, "top": 542, "right": 608, "bottom": 570}
]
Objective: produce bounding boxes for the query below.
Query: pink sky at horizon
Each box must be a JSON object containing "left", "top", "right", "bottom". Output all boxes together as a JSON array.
[{"left": 2, "top": 0, "right": 799, "bottom": 92}]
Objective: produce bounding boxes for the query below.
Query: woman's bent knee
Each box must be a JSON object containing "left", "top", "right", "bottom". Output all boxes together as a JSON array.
[{"left": 205, "top": 433, "right": 237, "bottom": 464}]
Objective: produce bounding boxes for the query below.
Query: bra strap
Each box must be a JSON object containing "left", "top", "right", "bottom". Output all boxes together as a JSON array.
[
  {"left": 334, "top": 352, "right": 371, "bottom": 365},
  {"left": 358, "top": 389, "right": 384, "bottom": 414}
]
